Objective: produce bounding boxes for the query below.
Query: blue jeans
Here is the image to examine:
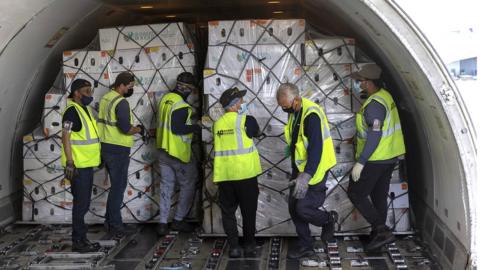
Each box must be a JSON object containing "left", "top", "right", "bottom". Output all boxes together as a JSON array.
[
  {"left": 71, "top": 167, "right": 93, "bottom": 241},
  {"left": 103, "top": 150, "right": 130, "bottom": 229}
]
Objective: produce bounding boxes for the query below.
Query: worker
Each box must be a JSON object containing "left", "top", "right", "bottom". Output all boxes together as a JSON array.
[
  {"left": 276, "top": 83, "right": 338, "bottom": 259},
  {"left": 97, "top": 72, "right": 144, "bottom": 237},
  {"left": 155, "top": 72, "right": 200, "bottom": 236},
  {"left": 347, "top": 63, "right": 406, "bottom": 251},
  {"left": 61, "top": 79, "right": 101, "bottom": 252},
  {"left": 213, "top": 87, "right": 262, "bottom": 258}
]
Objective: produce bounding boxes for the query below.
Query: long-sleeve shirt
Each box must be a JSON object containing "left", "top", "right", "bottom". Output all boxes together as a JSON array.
[
  {"left": 358, "top": 100, "right": 397, "bottom": 165},
  {"left": 290, "top": 108, "right": 323, "bottom": 177}
]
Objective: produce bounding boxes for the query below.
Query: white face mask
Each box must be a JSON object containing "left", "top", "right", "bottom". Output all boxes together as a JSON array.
[{"left": 238, "top": 103, "right": 248, "bottom": 115}]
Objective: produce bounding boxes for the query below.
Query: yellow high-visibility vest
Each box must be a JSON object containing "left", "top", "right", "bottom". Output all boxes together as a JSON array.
[
  {"left": 284, "top": 98, "right": 337, "bottom": 185},
  {"left": 355, "top": 88, "right": 406, "bottom": 161},
  {"left": 156, "top": 92, "right": 193, "bottom": 163},
  {"left": 61, "top": 100, "right": 101, "bottom": 168},
  {"left": 97, "top": 90, "right": 134, "bottom": 148},
  {"left": 213, "top": 112, "right": 262, "bottom": 182}
]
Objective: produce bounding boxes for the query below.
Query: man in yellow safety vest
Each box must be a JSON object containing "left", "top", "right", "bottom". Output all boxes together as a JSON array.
[
  {"left": 97, "top": 72, "right": 144, "bottom": 238},
  {"left": 347, "top": 63, "right": 406, "bottom": 251},
  {"left": 61, "top": 79, "right": 101, "bottom": 252},
  {"left": 213, "top": 87, "right": 263, "bottom": 258},
  {"left": 155, "top": 72, "right": 200, "bottom": 236},
  {"left": 276, "top": 83, "right": 338, "bottom": 259}
]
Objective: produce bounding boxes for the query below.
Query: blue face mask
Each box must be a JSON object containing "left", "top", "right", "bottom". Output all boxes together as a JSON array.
[
  {"left": 81, "top": 95, "right": 93, "bottom": 106},
  {"left": 353, "top": 80, "right": 362, "bottom": 94},
  {"left": 238, "top": 103, "right": 248, "bottom": 115}
]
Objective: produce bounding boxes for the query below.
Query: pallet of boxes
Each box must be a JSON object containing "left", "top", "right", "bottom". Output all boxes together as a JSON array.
[
  {"left": 22, "top": 23, "right": 200, "bottom": 224},
  {"left": 201, "top": 19, "right": 411, "bottom": 235}
]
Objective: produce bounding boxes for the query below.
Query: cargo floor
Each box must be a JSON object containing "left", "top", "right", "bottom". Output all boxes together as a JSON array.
[{"left": 0, "top": 224, "right": 439, "bottom": 269}]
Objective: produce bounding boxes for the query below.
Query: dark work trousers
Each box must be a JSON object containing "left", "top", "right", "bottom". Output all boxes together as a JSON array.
[
  {"left": 288, "top": 176, "right": 329, "bottom": 249},
  {"left": 347, "top": 162, "right": 396, "bottom": 227},
  {"left": 218, "top": 177, "right": 259, "bottom": 248},
  {"left": 103, "top": 150, "right": 130, "bottom": 230},
  {"left": 71, "top": 167, "right": 94, "bottom": 242}
]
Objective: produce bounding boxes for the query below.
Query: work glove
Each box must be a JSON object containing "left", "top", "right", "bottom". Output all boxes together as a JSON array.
[
  {"left": 351, "top": 162, "right": 364, "bottom": 182},
  {"left": 137, "top": 125, "right": 145, "bottom": 136},
  {"left": 291, "top": 172, "right": 311, "bottom": 199},
  {"left": 65, "top": 160, "right": 77, "bottom": 181}
]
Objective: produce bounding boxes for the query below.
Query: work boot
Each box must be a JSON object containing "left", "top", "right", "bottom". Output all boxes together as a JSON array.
[
  {"left": 156, "top": 223, "right": 169, "bottom": 236},
  {"left": 72, "top": 239, "right": 99, "bottom": 253},
  {"left": 171, "top": 219, "right": 195, "bottom": 232},
  {"left": 82, "top": 238, "right": 101, "bottom": 249},
  {"left": 229, "top": 245, "right": 242, "bottom": 258},
  {"left": 365, "top": 225, "right": 396, "bottom": 251},
  {"left": 287, "top": 246, "right": 315, "bottom": 259},
  {"left": 321, "top": 211, "right": 338, "bottom": 242},
  {"left": 243, "top": 242, "right": 257, "bottom": 258},
  {"left": 110, "top": 225, "right": 135, "bottom": 238}
]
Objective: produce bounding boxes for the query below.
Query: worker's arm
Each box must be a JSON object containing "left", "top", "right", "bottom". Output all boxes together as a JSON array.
[
  {"left": 171, "top": 107, "right": 201, "bottom": 135},
  {"left": 62, "top": 123, "right": 73, "bottom": 162},
  {"left": 303, "top": 113, "right": 322, "bottom": 177},
  {"left": 358, "top": 100, "right": 386, "bottom": 165},
  {"left": 115, "top": 99, "right": 141, "bottom": 135},
  {"left": 245, "top": 115, "right": 261, "bottom": 138}
]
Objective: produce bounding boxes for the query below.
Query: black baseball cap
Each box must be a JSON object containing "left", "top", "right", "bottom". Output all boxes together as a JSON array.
[
  {"left": 69, "top": 79, "right": 91, "bottom": 98},
  {"left": 219, "top": 87, "right": 247, "bottom": 108}
]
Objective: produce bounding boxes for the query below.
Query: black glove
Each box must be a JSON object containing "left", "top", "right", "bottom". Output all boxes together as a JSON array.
[
  {"left": 137, "top": 125, "right": 145, "bottom": 136},
  {"left": 65, "top": 160, "right": 77, "bottom": 181}
]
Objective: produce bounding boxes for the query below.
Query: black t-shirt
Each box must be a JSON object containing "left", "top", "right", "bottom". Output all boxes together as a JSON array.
[{"left": 62, "top": 105, "right": 91, "bottom": 132}]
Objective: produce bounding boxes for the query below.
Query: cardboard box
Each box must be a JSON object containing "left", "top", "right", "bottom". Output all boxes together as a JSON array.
[
  {"left": 208, "top": 19, "right": 305, "bottom": 46},
  {"left": 388, "top": 182, "right": 409, "bottom": 209},
  {"left": 22, "top": 200, "right": 72, "bottom": 222},
  {"left": 106, "top": 48, "right": 155, "bottom": 72},
  {"left": 206, "top": 44, "right": 302, "bottom": 75},
  {"left": 387, "top": 208, "right": 411, "bottom": 232},
  {"left": 23, "top": 177, "right": 67, "bottom": 203},
  {"left": 23, "top": 134, "right": 62, "bottom": 160},
  {"left": 63, "top": 50, "right": 109, "bottom": 74},
  {"left": 42, "top": 87, "right": 67, "bottom": 136},
  {"left": 304, "top": 38, "right": 356, "bottom": 65},
  {"left": 146, "top": 45, "right": 196, "bottom": 69},
  {"left": 99, "top": 23, "right": 192, "bottom": 50}
]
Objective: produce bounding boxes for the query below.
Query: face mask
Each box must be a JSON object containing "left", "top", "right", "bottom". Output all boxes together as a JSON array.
[
  {"left": 124, "top": 88, "right": 134, "bottom": 98},
  {"left": 353, "top": 81, "right": 362, "bottom": 94},
  {"left": 282, "top": 99, "right": 295, "bottom": 114},
  {"left": 238, "top": 103, "right": 248, "bottom": 115},
  {"left": 81, "top": 95, "right": 93, "bottom": 106}
]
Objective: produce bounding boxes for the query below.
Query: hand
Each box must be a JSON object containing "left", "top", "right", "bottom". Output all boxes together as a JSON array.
[
  {"left": 351, "top": 162, "right": 364, "bottom": 182},
  {"left": 292, "top": 173, "right": 312, "bottom": 199},
  {"left": 136, "top": 125, "right": 145, "bottom": 136},
  {"left": 65, "top": 160, "right": 77, "bottom": 181}
]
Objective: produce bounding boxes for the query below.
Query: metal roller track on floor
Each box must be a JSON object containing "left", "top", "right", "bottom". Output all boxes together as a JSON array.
[{"left": 0, "top": 224, "right": 439, "bottom": 269}]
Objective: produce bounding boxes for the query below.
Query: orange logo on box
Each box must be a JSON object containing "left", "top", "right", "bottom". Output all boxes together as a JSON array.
[
  {"left": 209, "top": 21, "right": 219, "bottom": 26},
  {"left": 63, "top": 51, "right": 72, "bottom": 56},
  {"left": 101, "top": 51, "right": 108, "bottom": 57},
  {"left": 294, "top": 67, "right": 302, "bottom": 76},
  {"left": 251, "top": 19, "right": 269, "bottom": 26},
  {"left": 401, "top": 183, "right": 408, "bottom": 190},
  {"left": 45, "top": 94, "right": 52, "bottom": 100},
  {"left": 103, "top": 73, "right": 109, "bottom": 79},
  {"left": 246, "top": 69, "right": 253, "bottom": 82}
]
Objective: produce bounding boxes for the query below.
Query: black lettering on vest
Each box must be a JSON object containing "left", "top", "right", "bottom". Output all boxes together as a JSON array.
[{"left": 216, "top": 129, "right": 234, "bottom": 137}]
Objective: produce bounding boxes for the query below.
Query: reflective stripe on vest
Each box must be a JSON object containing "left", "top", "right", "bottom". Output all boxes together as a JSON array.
[
  {"left": 156, "top": 92, "right": 192, "bottom": 163},
  {"left": 61, "top": 100, "right": 101, "bottom": 168},
  {"left": 355, "top": 89, "right": 406, "bottom": 161},
  {"left": 97, "top": 90, "right": 134, "bottom": 147},
  {"left": 214, "top": 114, "right": 257, "bottom": 157},
  {"left": 213, "top": 112, "right": 262, "bottom": 182},
  {"left": 284, "top": 98, "right": 337, "bottom": 185}
]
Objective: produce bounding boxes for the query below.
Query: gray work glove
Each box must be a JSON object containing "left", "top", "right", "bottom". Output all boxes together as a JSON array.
[
  {"left": 65, "top": 160, "right": 77, "bottom": 181},
  {"left": 291, "top": 172, "right": 312, "bottom": 199}
]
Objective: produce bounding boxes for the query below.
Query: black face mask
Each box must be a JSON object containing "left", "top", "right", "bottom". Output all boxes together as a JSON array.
[
  {"left": 124, "top": 88, "right": 134, "bottom": 98},
  {"left": 282, "top": 99, "right": 296, "bottom": 114}
]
